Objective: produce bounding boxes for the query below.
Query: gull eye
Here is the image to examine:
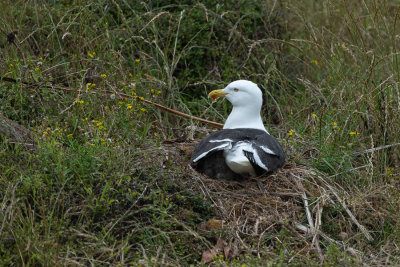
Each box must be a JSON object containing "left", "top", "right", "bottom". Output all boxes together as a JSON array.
[{"left": 233, "top": 88, "right": 239, "bottom": 92}]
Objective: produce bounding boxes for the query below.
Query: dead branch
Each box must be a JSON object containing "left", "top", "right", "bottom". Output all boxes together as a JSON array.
[
  {"left": 0, "top": 76, "right": 223, "bottom": 129},
  {"left": 352, "top": 142, "right": 400, "bottom": 156}
]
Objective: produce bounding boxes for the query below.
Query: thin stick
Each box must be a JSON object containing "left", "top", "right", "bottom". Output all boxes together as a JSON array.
[
  {"left": 301, "top": 192, "right": 324, "bottom": 261},
  {"left": 302, "top": 192, "right": 315, "bottom": 231},
  {"left": 0, "top": 77, "right": 224, "bottom": 129},
  {"left": 313, "top": 202, "right": 324, "bottom": 260},
  {"left": 295, "top": 223, "right": 339, "bottom": 246},
  {"left": 352, "top": 142, "right": 400, "bottom": 156},
  {"left": 328, "top": 164, "right": 370, "bottom": 178},
  {"left": 139, "top": 98, "right": 223, "bottom": 129},
  {"left": 318, "top": 175, "right": 373, "bottom": 241}
]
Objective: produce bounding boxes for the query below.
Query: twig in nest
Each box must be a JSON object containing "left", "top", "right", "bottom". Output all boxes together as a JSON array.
[
  {"left": 316, "top": 174, "right": 373, "bottom": 241},
  {"left": 301, "top": 169, "right": 373, "bottom": 241},
  {"left": 293, "top": 175, "right": 324, "bottom": 260},
  {"left": 294, "top": 223, "right": 338, "bottom": 245},
  {"left": 301, "top": 192, "right": 324, "bottom": 261}
]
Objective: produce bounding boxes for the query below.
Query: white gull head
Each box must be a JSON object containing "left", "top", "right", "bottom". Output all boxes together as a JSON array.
[{"left": 209, "top": 80, "right": 267, "bottom": 133}]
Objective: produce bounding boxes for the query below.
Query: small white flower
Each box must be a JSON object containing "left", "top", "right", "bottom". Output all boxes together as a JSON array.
[
  {"left": 110, "top": 94, "right": 116, "bottom": 99},
  {"left": 129, "top": 83, "right": 136, "bottom": 88},
  {"left": 84, "top": 132, "right": 90, "bottom": 137}
]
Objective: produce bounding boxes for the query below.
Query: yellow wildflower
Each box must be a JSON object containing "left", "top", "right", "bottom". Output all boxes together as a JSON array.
[
  {"left": 43, "top": 131, "right": 48, "bottom": 135},
  {"left": 101, "top": 73, "right": 107, "bottom": 78},
  {"left": 67, "top": 133, "right": 73, "bottom": 137},
  {"left": 127, "top": 104, "right": 133, "bottom": 109},
  {"left": 312, "top": 60, "right": 318, "bottom": 65},
  {"left": 349, "top": 131, "right": 360, "bottom": 135},
  {"left": 289, "top": 130, "right": 294, "bottom": 136},
  {"left": 311, "top": 113, "right": 317, "bottom": 118},
  {"left": 86, "top": 83, "right": 95, "bottom": 91},
  {"left": 135, "top": 59, "right": 140, "bottom": 63},
  {"left": 34, "top": 67, "right": 39, "bottom": 72},
  {"left": 77, "top": 100, "right": 84, "bottom": 104},
  {"left": 141, "top": 108, "right": 146, "bottom": 112}
]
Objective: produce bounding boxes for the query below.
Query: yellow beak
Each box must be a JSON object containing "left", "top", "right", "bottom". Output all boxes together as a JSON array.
[{"left": 208, "top": 89, "right": 228, "bottom": 99}]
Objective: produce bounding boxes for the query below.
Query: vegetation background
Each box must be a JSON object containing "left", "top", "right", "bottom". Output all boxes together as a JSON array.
[{"left": 0, "top": 0, "right": 399, "bottom": 265}]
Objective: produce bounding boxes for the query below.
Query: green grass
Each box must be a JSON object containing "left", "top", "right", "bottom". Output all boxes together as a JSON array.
[{"left": 1, "top": 0, "right": 400, "bottom": 265}]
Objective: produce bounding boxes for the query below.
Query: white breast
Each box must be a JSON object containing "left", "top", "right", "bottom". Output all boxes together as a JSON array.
[{"left": 223, "top": 142, "right": 256, "bottom": 177}]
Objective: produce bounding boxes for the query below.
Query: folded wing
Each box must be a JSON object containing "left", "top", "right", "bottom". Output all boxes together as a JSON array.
[{"left": 191, "top": 128, "right": 285, "bottom": 179}]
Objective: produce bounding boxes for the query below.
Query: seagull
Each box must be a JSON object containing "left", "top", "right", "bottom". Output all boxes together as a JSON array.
[{"left": 190, "top": 80, "right": 285, "bottom": 183}]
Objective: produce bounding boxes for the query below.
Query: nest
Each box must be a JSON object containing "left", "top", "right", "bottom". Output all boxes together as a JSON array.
[
  {"left": 161, "top": 141, "right": 373, "bottom": 262},
  {"left": 190, "top": 161, "right": 372, "bottom": 262},
  {"left": 197, "top": 162, "right": 306, "bottom": 227}
]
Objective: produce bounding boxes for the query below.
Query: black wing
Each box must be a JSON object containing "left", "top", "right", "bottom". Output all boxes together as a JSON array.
[{"left": 190, "top": 128, "right": 285, "bottom": 179}]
